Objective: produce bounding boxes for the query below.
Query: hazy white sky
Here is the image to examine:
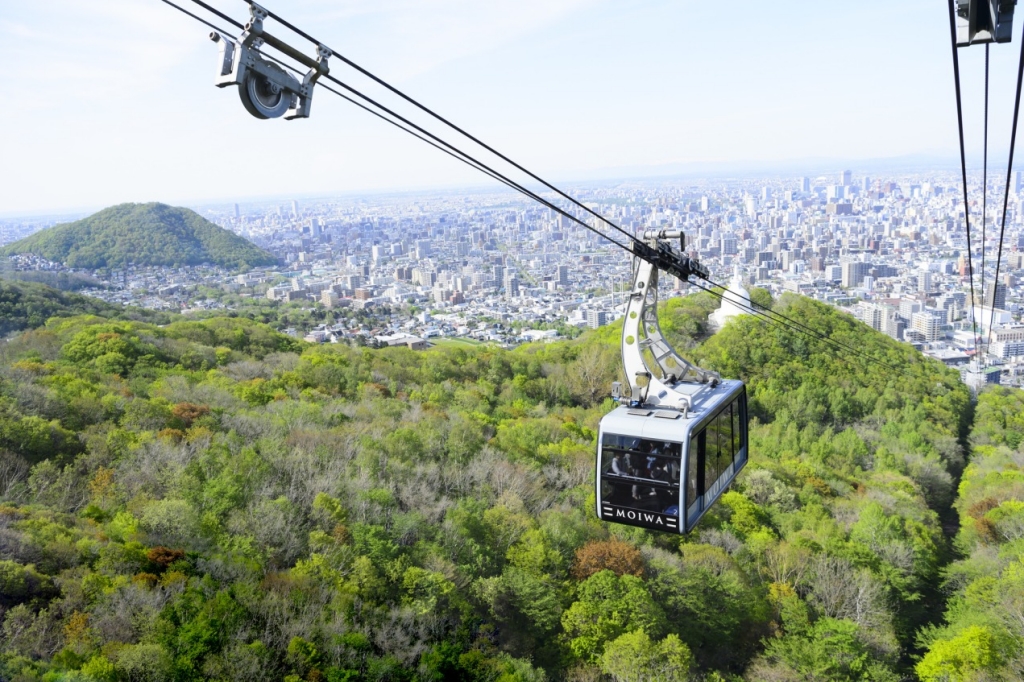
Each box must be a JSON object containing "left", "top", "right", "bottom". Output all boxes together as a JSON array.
[{"left": 0, "top": 0, "right": 1020, "bottom": 215}]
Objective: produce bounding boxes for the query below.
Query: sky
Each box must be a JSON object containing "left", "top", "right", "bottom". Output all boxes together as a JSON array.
[{"left": 0, "top": 0, "right": 1021, "bottom": 216}]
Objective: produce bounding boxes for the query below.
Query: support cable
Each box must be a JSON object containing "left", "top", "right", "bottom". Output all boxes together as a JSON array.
[
  {"left": 988, "top": 24, "right": 1024, "bottom": 352},
  {"left": 313, "top": 69, "right": 637, "bottom": 251},
  {"left": 159, "top": 0, "right": 233, "bottom": 34},
  {"left": 187, "top": 0, "right": 243, "bottom": 29},
  {"left": 947, "top": 0, "right": 982, "bottom": 358},
  {"left": 688, "top": 281, "right": 896, "bottom": 371},
  {"left": 982, "top": 43, "right": 989, "bottom": 361}
]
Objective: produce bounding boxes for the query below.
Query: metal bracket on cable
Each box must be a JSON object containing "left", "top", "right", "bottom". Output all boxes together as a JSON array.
[
  {"left": 210, "top": 2, "right": 331, "bottom": 119},
  {"left": 632, "top": 229, "right": 710, "bottom": 286},
  {"left": 957, "top": 0, "right": 1017, "bottom": 46}
]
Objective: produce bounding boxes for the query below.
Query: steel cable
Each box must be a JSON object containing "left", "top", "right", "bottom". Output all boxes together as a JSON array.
[
  {"left": 947, "top": 0, "right": 982, "bottom": 358},
  {"left": 982, "top": 43, "right": 989, "bottom": 355},
  {"left": 988, "top": 23, "right": 1024, "bottom": 352},
  {"left": 161, "top": 0, "right": 634, "bottom": 253}
]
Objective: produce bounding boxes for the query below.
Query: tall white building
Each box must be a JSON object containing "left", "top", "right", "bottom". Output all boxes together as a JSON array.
[
  {"left": 911, "top": 311, "right": 944, "bottom": 342},
  {"left": 918, "top": 270, "right": 932, "bottom": 293},
  {"left": 854, "top": 302, "right": 883, "bottom": 331},
  {"left": 415, "top": 239, "right": 431, "bottom": 259},
  {"left": 709, "top": 270, "right": 751, "bottom": 331},
  {"left": 900, "top": 299, "right": 922, "bottom": 320}
]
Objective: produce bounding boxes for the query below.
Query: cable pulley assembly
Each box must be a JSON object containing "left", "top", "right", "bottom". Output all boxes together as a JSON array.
[
  {"left": 957, "top": 0, "right": 1017, "bottom": 46},
  {"left": 211, "top": 2, "right": 330, "bottom": 119}
]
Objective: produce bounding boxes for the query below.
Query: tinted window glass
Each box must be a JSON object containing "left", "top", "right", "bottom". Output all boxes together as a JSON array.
[
  {"left": 601, "top": 433, "right": 682, "bottom": 516},
  {"left": 686, "top": 431, "right": 700, "bottom": 508},
  {"left": 732, "top": 400, "right": 741, "bottom": 458},
  {"left": 704, "top": 420, "right": 720, "bottom": 486},
  {"left": 720, "top": 404, "right": 733, "bottom": 466},
  {"left": 715, "top": 408, "right": 728, "bottom": 480}
]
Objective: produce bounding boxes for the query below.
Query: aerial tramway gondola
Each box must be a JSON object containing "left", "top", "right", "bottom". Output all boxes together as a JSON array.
[{"left": 595, "top": 229, "right": 747, "bottom": 534}]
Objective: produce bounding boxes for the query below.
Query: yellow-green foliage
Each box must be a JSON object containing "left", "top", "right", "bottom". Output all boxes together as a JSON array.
[
  {"left": 918, "top": 387, "right": 1024, "bottom": 679},
  {"left": 917, "top": 625, "right": 1003, "bottom": 681}
]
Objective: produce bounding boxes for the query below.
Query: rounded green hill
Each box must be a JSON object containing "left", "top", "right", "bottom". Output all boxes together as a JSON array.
[{"left": 1, "top": 202, "right": 277, "bottom": 270}]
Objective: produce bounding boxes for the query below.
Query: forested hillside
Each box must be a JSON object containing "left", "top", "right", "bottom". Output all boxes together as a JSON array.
[
  {"left": 0, "top": 292, "right": 975, "bottom": 681},
  {"left": 0, "top": 279, "right": 172, "bottom": 337},
  {"left": 915, "top": 387, "right": 1024, "bottom": 679},
  {"left": 1, "top": 204, "right": 276, "bottom": 270}
]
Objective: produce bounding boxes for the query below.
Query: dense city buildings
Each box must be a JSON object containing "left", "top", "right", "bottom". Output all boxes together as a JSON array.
[{"left": 4, "top": 168, "right": 1024, "bottom": 386}]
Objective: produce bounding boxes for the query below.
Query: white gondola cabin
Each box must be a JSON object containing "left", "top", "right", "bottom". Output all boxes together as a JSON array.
[
  {"left": 595, "top": 230, "right": 749, "bottom": 533},
  {"left": 596, "top": 380, "right": 747, "bottom": 533}
]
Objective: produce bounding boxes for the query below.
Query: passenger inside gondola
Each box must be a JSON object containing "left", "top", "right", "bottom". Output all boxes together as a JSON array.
[{"left": 600, "top": 434, "right": 682, "bottom": 514}]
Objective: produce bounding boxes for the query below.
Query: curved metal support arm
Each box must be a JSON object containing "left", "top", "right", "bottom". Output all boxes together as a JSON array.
[{"left": 620, "top": 238, "right": 718, "bottom": 412}]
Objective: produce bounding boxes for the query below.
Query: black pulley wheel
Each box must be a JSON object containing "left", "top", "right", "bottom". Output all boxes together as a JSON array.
[{"left": 239, "top": 63, "right": 293, "bottom": 119}]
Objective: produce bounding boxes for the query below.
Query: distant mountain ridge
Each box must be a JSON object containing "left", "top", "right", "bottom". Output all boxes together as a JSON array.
[{"left": 1, "top": 202, "right": 276, "bottom": 270}]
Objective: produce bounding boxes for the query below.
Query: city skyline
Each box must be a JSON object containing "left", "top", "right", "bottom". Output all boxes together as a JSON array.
[
  {"left": 7, "top": 167, "right": 1024, "bottom": 379},
  {"left": 4, "top": 0, "right": 1023, "bottom": 215}
]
